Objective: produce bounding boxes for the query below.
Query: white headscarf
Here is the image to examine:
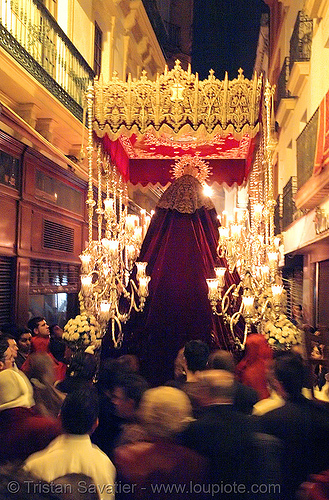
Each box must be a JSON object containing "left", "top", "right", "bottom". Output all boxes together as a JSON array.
[{"left": 0, "top": 369, "right": 35, "bottom": 411}]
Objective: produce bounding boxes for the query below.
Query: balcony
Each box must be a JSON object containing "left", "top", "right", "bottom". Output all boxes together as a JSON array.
[
  {"left": 304, "top": 0, "right": 325, "bottom": 20},
  {"left": 282, "top": 177, "right": 297, "bottom": 230},
  {"left": 0, "top": 0, "right": 94, "bottom": 122},
  {"left": 294, "top": 108, "right": 329, "bottom": 210},
  {"left": 289, "top": 11, "right": 313, "bottom": 69},
  {"left": 274, "top": 193, "right": 282, "bottom": 235},
  {"left": 296, "top": 109, "right": 318, "bottom": 190},
  {"left": 276, "top": 57, "right": 296, "bottom": 126},
  {"left": 287, "top": 11, "right": 312, "bottom": 95}
]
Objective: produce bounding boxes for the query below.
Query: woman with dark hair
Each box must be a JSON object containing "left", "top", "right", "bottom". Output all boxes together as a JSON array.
[{"left": 56, "top": 352, "right": 97, "bottom": 394}]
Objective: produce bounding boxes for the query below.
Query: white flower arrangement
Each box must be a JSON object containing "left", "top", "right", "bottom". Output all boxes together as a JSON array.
[
  {"left": 63, "top": 314, "right": 102, "bottom": 351},
  {"left": 262, "top": 314, "right": 302, "bottom": 349}
]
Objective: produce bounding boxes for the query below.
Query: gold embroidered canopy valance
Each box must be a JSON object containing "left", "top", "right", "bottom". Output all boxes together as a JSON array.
[{"left": 92, "top": 61, "right": 263, "bottom": 141}]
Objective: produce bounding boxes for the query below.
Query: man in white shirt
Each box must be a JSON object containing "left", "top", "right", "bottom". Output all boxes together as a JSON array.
[{"left": 25, "top": 387, "right": 116, "bottom": 500}]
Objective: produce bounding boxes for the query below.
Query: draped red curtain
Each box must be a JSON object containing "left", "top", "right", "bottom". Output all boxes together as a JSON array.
[
  {"left": 116, "top": 178, "right": 243, "bottom": 386},
  {"left": 100, "top": 134, "right": 257, "bottom": 186}
]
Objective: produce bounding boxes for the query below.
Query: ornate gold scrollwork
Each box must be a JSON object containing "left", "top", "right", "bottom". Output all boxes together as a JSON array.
[{"left": 93, "top": 60, "right": 263, "bottom": 140}]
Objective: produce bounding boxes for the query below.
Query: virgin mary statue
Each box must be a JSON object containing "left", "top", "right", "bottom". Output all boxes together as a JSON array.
[{"left": 121, "top": 158, "right": 241, "bottom": 386}]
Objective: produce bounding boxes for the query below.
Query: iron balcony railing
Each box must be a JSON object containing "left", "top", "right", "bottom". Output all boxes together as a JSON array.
[
  {"left": 274, "top": 193, "right": 282, "bottom": 235},
  {"left": 0, "top": 0, "right": 95, "bottom": 121},
  {"left": 282, "top": 176, "right": 297, "bottom": 230},
  {"left": 277, "top": 56, "right": 291, "bottom": 107},
  {"left": 296, "top": 107, "right": 319, "bottom": 189},
  {"left": 289, "top": 10, "right": 313, "bottom": 72}
]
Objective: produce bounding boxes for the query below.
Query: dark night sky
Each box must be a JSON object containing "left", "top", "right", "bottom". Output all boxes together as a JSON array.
[{"left": 192, "top": 0, "right": 269, "bottom": 80}]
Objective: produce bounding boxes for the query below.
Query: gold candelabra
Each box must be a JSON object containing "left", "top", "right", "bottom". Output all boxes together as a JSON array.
[
  {"left": 79, "top": 85, "right": 151, "bottom": 348},
  {"left": 207, "top": 80, "right": 285, "bottom": 349}
]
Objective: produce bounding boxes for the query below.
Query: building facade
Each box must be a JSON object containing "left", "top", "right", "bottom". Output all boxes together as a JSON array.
[
  {"left": 0, "top": 0, "right": 169, "bottom": 327},
  {"left": 265, "top": 0, "right": 329, "bottom": 327}
]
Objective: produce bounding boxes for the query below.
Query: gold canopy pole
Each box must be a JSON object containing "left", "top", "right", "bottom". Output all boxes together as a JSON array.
[
  {"left": 264, "top": 80, "right": 276, "bottom": 248},
  {"left": 86, "top": 84, "right": 96, "bottom": 245}
]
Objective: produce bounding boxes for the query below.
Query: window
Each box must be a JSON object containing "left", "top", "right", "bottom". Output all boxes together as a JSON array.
[
  {"left": 0, "top": 151, "right": 20, "bottom": 190},
  {"left": 35, "top": 170, "right": 84, "bottom": 215},
  {"left": 94, "top": 22, "right": 102, "bottom": 77}
]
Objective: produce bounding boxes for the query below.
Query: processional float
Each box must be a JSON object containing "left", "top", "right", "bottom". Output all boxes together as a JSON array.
[{"left": 77, "top": 60, "right": 298, "bottom": 352}]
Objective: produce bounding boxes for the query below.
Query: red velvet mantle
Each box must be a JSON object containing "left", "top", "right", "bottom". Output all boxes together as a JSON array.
[{"left": 100, "top": 131, "right": 258, "bottom": 186}]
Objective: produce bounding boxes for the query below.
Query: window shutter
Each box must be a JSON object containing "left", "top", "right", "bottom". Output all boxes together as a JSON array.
[
  {"left": 0, "top": 257, "right": 13, "bottom": 325},
  {"left": 43, "top": 219, "right": 74, "bottom": 253}
]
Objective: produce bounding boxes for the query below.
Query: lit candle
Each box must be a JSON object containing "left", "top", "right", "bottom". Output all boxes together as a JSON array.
[
  {"left": 242, "top": 296, "right": 255, "bottom": 316},
  {"left": 138, "top": 276, "right": 151, "bottom": 296},
  {"left": 140, "top": 209, "right": 146, "bottom": 227},
  {"left": 136, "top": 261, "right": 147, "bottom": 280},
  {"left": 126, "top": 244, "right": 136, "bottom": 262},
  {"left": 221, "top": 211, "right": 228, "bottom": 227},
  {"left": 79, "top": 253, "right": 91, "bottom": 273},
  {"left": 214, "top": 267, "right": 226, "bottom": 288},
  {"left": 125, "top": 215, "right": 136, "bottom": 232},
  {"left": 104, "top": 198, "right": 114, "bottom": 215},
  {"left": 253, "top": 203, "right": 263, "bottom": 222},
  {"left": 108, "top": 239, "right": 119, "bottom": 259},
  {"left": 261, "top": 265, "right": 269, "bottom": 280},
  {"left": 145, "top": 215, "right": 151, "bottom": 229},
  {"left": 134, "top": 226, "right": 143, "bottom": 244},
  {"left": 100, "top": 301, "right": 111, "bottom": 321},
  {"left": 81, "top": 275, "right": 92, "bottom": 295}
]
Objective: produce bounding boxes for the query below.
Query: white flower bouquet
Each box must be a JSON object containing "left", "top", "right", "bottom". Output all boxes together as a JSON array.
[
  {"left": 63, "top": 314, "right": 102, "bottom": 351},
  {"left": 261, "top": 314, "right": 302, "bottom": 350}
]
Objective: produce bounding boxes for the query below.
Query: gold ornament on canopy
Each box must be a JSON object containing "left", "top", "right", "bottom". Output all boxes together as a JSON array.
[{"left": 92, "top": 61, "right": 263, "bottom": 140}]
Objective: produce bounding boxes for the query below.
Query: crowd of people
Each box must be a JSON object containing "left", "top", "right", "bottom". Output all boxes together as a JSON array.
[{"left": 0, "top": 318, "right": 329, "bottom": 499}]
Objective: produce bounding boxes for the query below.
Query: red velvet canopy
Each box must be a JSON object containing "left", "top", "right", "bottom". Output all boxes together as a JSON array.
[{"left": 100, "top": 131, "right": 258, "bottom": 186}]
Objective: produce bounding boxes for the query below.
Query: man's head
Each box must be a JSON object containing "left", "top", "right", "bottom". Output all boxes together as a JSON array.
[
  {"left": 0, "top": 335, "right": 18, "bottom": 360},
  {"left": 0, "top": 325, "right": 19, "bottom": 360},
  {"left": 139, "top": 386, "right": 192, "bottom": 440},
  {"left": 112, "top": 372, "right": 148, "bottom": 420},
  {"left": 49, "top": 324, "right": 63, "bottom": 339},
  {"left": 208, "top": 349, "right": 235, "bottom": 373},
  {"left": 273, "top": 351, "right": 306, "bottom": 399},
  {"left": 0, "top": 338, "right": 14, "bottom": 371},
  {"left": 27, "top": 317, "right": 49, "bottom": 338},
  {"left": 15, "top": 327, "right": 32, "bottom": 355},
  {"left": 60, "top": 387, "right": 99, "bottom": 435},
  {"left": 197, "top": 369, "right": 235, "bottom": 406},
  {"left": 184, "top": 340, "right": 209, "bottom": 374}
]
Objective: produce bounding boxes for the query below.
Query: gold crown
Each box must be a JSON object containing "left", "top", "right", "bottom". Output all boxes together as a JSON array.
[{"left": 172, "top": 154, "right": 211, "bottom": 184}]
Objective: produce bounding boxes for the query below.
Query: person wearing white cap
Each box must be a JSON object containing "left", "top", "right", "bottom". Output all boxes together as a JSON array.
[{"left": 0, "top": 369, "right": 61, "bottom": 463}]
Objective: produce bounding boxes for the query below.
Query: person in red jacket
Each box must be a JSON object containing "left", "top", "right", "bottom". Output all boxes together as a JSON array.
[{"left": 21, "top": 317, "right": 66, "bottom": 382}]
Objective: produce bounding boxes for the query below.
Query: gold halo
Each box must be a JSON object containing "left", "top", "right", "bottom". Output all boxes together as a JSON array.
[{"left": 172, "top": 154, "right": 211, "bottom": 184}]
